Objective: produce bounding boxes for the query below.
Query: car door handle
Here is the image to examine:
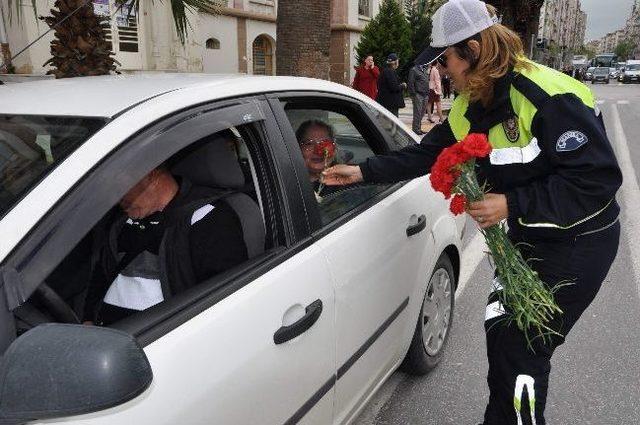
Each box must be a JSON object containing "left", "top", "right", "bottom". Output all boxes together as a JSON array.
[
  {"left": 406, "top": 214, "right": 427, "bottom": 237},
  {"left": 274, "top": 299, "right": 323, "bottom": 345}
]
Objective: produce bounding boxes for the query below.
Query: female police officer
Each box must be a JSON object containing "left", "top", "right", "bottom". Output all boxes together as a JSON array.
[{"left": 323, "top": 1, "right": 622, "bottom": 424}]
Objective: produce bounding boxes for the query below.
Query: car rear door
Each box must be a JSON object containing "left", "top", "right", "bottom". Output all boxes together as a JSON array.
[
  {"left": 0, "top": 98, "right": 337, "bottom": 424},
  {"left": 270, "top": 94, "right": 442, "bottom": 424}
]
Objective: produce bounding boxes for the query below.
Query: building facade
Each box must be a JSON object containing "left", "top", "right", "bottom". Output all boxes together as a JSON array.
[
  {"left": 1, "top": 0, "right": 386, "bottom": 85},
  {"left": 588, "top": 1, "right": 640, "bottom": 59},
  {"left": 536, "top": 0, "right": 586, "bottom": 68},
  {"left": 623, "top": 0, "right": 640, "bottom": 59}
]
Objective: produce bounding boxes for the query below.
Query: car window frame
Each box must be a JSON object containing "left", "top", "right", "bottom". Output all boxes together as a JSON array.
[
  {"left": 0, "top": 95, "right": 311, "bottom": 348},
  {"left": 267, "top": 92, "right": 408, "bottom": 236}
]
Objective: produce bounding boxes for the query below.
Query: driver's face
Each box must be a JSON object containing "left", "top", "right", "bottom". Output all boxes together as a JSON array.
[{"left": 119, "top": 172, "right": 159, "bottom": 219}]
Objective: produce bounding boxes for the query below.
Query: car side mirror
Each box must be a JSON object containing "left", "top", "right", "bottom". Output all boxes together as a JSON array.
[{"left": 0, "top": 324, "right": 152, "bottom": 423}]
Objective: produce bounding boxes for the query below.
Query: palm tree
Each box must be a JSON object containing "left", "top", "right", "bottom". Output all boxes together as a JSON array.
[
  {"left": 8, "top": 0, "right": 221, "bottom": 78},
  {"left": 485, "top": 0, "right": 544, "bottom": 56},
  {"left": 275, "top": 0, "right": 331, "bottom": 79}
]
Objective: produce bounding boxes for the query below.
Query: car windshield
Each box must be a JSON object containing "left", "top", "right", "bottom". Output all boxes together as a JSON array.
[
  {"left": 0, "top": 115, "right": 106, "bottom": 218},
  {"left": 594, "top": 68, "right": 609, "bottom": 75},
  {"left": 627, "top": 64, "right": 640, "bottom": 71}
]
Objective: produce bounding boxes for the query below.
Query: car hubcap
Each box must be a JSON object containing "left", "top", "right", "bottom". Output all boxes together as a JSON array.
[{"left": 421, "top": 268, "right": 452, "bottom": 356}]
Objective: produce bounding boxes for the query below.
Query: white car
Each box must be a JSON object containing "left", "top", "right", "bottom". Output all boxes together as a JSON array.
[{"left": 0, "top": 75, "right": 463, "bottom": 424}]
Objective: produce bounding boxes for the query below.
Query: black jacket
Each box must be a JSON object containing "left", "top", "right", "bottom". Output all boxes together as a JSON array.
[
  {"left": 83, "top": 179, "right": 248, "bottom": 321},
  {"left": 361, "top": 69, "right": 622, "bottom": 240},
  {"left": 377, "top": 66, "right": 406, "bottom": 111}
]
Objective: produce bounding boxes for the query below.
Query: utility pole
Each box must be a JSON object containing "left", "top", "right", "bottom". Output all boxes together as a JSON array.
[{"left": 530, "top": 33, "right": 535, "bottom": 58}]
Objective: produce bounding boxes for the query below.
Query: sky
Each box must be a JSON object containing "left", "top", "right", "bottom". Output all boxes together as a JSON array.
[{"left": 582, "top": 0, "right": 637, "bottom": 40}]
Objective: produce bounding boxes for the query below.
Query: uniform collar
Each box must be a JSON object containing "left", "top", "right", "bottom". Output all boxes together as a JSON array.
[{"left": 464, "top": 70, "right": 517, "bottom": 133}]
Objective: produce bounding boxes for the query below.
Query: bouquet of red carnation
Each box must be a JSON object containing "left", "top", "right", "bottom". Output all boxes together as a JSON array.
[{"left": 430, "top": 133, "right": 563, "bottom": 348}]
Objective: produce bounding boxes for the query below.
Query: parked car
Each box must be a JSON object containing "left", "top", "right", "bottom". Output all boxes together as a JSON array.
[
  {"left": 591, "top": 67, "right": 610, "bottom": 84},
  {"left": 0, "top": 75, "right": 463, "bottom": 425},
  {"left": 584, "top": 66, "right": 595, "bottom": 81},
  {"left": 621, "top": 60, "right": 640, "bottom": 83}
]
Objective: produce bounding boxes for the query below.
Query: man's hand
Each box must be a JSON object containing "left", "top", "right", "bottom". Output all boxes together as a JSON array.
[
  {"left": 467, "top": 193, "right": 508, "bottom": 229},
  {"left": 322, "top": 165, "right": 364, "bottom": 186}
]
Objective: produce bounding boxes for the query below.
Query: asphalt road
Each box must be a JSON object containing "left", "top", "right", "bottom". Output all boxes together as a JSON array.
[{"left": 354, "top": 82, "right": 640, "bottom": 425}]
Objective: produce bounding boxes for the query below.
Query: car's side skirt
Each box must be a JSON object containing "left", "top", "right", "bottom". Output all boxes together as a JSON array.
[{"left": 284, "top": 297, "right": 410, "bottom": 424}]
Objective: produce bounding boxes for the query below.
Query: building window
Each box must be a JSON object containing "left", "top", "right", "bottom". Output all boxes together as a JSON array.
[
  {"left": 358, "top": 0, "right": 371, "bottom": 17},
  {"left": 206, "top": 38, "right": 221, "bottom": 50},
  {"left": 252, "top": 35, "right": 274, "bottom": 76}
]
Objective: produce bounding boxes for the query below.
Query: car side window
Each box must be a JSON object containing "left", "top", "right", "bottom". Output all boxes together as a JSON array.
[
  {"left": 366, "top": 104, "right": 416, "bottom": 150},
  {"left": 281, "top": 101, "right": 393, "bottom": 225},
  {"left": 12, "top": 120, "right": 283, "bottom": 337}
]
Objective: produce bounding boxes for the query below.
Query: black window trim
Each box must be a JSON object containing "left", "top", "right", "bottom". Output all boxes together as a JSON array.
[
  {"left": 266, "top": 92, "right": 409, "bottom": 237},
  {"left": 0, "top": 95, "right": 314, "bottom": 348}
]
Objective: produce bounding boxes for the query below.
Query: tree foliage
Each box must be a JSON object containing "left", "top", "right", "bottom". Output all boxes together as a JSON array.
[
  {"left": 354, "top": 0, "right": 412, "bottom": 70},
  {"left": 615, "top": 40, "right": 636, "bottom": 62},
  {"left": 404, "top": 0, "right": 444, "bottom": 61},
  {"left": 485, "top": 0, "right": 544, "bottom": 55}
]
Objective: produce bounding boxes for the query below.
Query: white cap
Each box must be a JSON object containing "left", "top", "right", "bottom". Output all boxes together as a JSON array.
[{"left": 415, "top": 0, "right": 499, "bottom": 65}]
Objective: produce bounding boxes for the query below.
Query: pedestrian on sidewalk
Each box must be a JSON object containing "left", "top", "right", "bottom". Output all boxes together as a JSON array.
[
  {"left": 376, "top": 53, "right": 406, "bottom": 117},
  {"left": 427, "top": 63, "right": 445, "bottom": 123},
  {"left": 442, "top": 73, "right": 452, "bottom": 98},
  {"left": 322, "top": 1, "right": 622, "bottom": 424},
  {"left": 352, "top": 54, "right": 380, "bottom": 100},
  {"left": 407, "top": 62, "right": 430, "bottom": 134}
]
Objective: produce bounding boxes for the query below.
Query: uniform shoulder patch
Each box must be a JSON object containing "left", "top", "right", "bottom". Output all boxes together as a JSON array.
[
  {"left": 556, "top": 131, "right": 588, "bottom": 152},
  {"left": 502, "top": 116, "right": 520, "bottom": 143}
]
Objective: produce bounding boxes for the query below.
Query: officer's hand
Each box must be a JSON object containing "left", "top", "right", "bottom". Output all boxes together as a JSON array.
[
  {"left": 467, "top": 193, "right": 508, "bottom": 229},
  {"left": 322, "top": 165, "right": 363, "bottom": 186}
]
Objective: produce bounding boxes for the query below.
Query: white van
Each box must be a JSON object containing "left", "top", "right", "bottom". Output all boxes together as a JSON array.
[{"left": 621, "top": 59, "right": 640, "bottom": 83}]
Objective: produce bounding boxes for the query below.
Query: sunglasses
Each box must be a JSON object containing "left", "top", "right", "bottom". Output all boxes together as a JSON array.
[
  {"left": 436, "top": 53, "right": 448, "bottom": 68},
  {"left": 299, "top": 138, "right": 337, "bottom": 157}
]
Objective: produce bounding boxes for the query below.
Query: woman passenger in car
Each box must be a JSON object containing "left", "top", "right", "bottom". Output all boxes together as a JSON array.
[
  {"left": 296, "top": 120, "right": 342, "bottom": 199},
  {"left": 83, "top": 165, "right": 248, "bottom": 326}
]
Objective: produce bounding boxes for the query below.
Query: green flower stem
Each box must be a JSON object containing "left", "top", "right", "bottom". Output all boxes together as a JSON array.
[{"left": 454, "top": 160, "right": 563, "bottom": 350}]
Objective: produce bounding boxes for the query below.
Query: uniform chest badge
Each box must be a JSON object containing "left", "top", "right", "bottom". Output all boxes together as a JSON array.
[{"left": 502, "top": 116, "right": 520, "bottom": 143}]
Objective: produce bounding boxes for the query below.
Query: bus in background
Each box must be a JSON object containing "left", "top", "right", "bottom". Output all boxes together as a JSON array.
[{"left": 592, "top": 53, "right": 618, "bottom": 68}]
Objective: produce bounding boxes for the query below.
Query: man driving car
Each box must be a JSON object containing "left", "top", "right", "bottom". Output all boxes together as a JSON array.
[{"left": 83, "top": 164, "right": 248, "bottom": 325}]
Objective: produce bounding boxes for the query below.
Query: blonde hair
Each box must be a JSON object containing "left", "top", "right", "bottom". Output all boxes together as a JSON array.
[{"left": 458, "top": 5, "right": 532, "bottom": 104}]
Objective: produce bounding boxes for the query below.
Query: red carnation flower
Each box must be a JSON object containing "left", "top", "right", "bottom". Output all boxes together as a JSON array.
[
  {"left": 460, "top": 133, "right": 492, "bottom": 158},
  {"left": 449, "top": 194, "right": 467, "bottom": 215},
  {"left": 314, "top": 140, "right": 336, "bottom": 157}
]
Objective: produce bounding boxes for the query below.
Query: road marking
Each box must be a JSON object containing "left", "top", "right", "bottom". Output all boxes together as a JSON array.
[
  {"left": 610, "top": 104, "right": 640, "bottom": 299},
  {"left": 618, "top": 100, "right": 630, "bottom": 105},
  {"left": 456, "top": 230, "right": 487, "bottom": 299}
]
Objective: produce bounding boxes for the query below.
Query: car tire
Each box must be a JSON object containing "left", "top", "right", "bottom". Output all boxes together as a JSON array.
[{"left": 401, "top": 253, "right": 455, "bottom": 376}]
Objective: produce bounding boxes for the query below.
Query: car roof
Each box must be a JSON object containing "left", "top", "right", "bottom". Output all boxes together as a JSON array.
[{"left": 0, "top": 74, "right": 364, "bottom": 118}]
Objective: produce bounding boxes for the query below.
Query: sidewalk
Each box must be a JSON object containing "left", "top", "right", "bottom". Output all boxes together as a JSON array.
[{"left": 398, "top": 95, "right": 454, "bottom": 135}]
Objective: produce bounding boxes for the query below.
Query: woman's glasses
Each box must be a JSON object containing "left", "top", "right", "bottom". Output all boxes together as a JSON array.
[
  {"left": 436, "top": 53, "right": 448, "bottom": 69},
  {"left": 299, "top": 138, "right": 337, "bottom": 157}
]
